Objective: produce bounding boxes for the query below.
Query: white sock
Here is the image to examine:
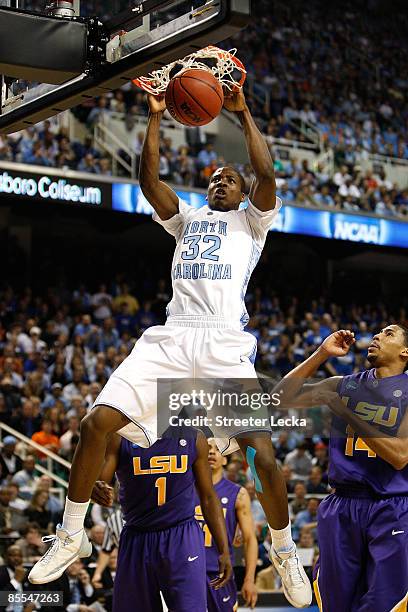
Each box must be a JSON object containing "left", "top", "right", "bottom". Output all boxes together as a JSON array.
[
  {"left": 62, "top": 498, "right": 90, "bottom": 535},
  {"left": 270, "top": 522, "right": 295, "bottom": 554}
]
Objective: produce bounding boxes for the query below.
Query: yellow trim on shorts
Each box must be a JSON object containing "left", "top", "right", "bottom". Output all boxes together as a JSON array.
[
  {"left": 390, "top": 590, "right": 408, "bottom": 612},
  {"left": 233, "top": 602, "right": 238, "bottom": 611},
  {"left": 313, "top": 568, "right": 323, "bottom": 612}
]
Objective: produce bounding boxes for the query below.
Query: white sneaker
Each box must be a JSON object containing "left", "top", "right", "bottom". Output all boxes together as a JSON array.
[
  {"left": 271, "top": 545, "right": 312, "bottom": 608},
  {"left": 28, "top": 525, "right": 92, "bottom": 584}
]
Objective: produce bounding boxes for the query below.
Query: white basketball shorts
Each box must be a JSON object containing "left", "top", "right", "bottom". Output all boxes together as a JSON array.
[{"left": 93, "top": 316, "right": 269, "bottom": 454}]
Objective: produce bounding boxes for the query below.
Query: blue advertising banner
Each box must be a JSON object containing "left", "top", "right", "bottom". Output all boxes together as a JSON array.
[{"left": 112, "top": 183, "right": 408, "bottom": 249}]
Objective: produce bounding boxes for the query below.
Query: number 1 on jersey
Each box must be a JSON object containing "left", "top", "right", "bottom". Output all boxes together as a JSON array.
[
  {"left": 155, "top": 477, "right": 167, "bottom": 505},
  {"left": 202, "top": 523, "right": 212, "bottom": 547}
]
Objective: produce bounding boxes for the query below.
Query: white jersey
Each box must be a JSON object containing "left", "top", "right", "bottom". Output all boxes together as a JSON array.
[{"left": 153, "top": 198, "right": 281, "bottom": 328}]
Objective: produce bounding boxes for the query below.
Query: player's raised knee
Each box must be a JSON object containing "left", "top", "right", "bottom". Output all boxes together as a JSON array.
[{"left": 80, "top": 405, "right": 129, "bottom": 436}]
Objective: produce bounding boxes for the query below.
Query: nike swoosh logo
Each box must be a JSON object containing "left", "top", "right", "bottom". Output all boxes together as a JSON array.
[
  {"left": 392, "top": 530, "right": 405, "bottom": 536},
  {"left": 223, "top": 596, "right": 231, "bottom": 602},
  {"left": 188, "top": 556, "right": 198, "bottom": 562}
]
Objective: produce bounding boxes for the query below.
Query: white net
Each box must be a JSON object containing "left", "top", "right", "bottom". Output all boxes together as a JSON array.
[{"left": 133, "top": 46, "right": 246, "bottom": 95}]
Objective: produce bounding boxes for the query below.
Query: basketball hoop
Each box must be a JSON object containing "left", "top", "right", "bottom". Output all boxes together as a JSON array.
[{"left": 133, "top": 46, "right": 246, "bottom": 95}]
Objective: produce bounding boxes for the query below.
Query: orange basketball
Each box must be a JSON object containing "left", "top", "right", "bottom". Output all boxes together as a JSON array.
[{"left": 165, "top": 68, "right": 224, "bottom": 127}]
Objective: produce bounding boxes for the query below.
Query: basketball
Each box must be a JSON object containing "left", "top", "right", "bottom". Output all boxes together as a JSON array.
[{"left": 165, "top": 68, "right": 224, "bottom": 127}]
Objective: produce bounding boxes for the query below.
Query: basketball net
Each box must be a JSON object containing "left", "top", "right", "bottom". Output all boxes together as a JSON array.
[{"left": 133, "top": 46, "right": 246, "bottom": 95}]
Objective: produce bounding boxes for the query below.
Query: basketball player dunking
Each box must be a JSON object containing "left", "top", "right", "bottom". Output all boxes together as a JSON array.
[
  {"left": 280, "top": 326, "right": 408, "bottom": 611},
  {"left": 195, "top": 440, "right": 258, "bottom": 611},
  {"left": 29, "top": 89, "right": 312, "bottom": 608}
]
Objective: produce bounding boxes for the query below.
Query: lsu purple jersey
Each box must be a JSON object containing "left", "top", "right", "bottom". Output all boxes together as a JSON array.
[
  {"left": 330, "top": 368, "right": 408, "bottom": 496},
  {"left": 195, "top": 477, "right": 240, "bottom": 571},
  {"left": 116, "top": 434, "right": 198, "bottom": 530}
]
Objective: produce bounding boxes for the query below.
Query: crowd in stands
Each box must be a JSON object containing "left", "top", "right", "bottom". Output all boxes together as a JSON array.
[
  {"left": 1, "top": 119, "right": 408, "bottom": 219},
  {"left": 0, "top": 124, "right": 113, "bottom": 178},
  {"left": 0, "top": 277, "right": 404, "bottom": 605},
  {"left": 70, "top": 0, "right": 408, "bottom": 161},
  {"left": 71, "top": 0, "right": 408, "bottom": 163},
  {"left": 239, "top": 0, "right": 408, "bottom": 160}
]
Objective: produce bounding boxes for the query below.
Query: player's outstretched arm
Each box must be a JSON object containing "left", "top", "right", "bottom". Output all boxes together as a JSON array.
[
  {"left": 139, "top": 94, "right": 179, "bottom": 221},
  {"left": 274, "top": 330, "right": 355, "bottom": 409},
  {"left": 235, "top": 488, "right": 258, "bottom": 609},
  {"left": 193, "top": 432, "right": 232, "bottom": 589},
  {"left": 224, "top": 89, "right": 276, "bottom": 211},
  {"left": 90, "top": 433, "right": 121, "bottom": 506}
]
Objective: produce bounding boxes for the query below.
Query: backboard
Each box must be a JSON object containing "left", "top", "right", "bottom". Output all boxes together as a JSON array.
[{"left": 0, "top": 0, "right": 251, "bottom": 134}]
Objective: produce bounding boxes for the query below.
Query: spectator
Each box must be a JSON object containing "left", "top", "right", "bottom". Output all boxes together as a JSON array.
[
  {"left": 244, "top": 481, "right": 266, "bottom": 530},
  {"left": 0, "top": 545, "right": 30, "bottom": 598},
  {"left": 35, "top": 475, "right": 63, "bottom": 520},
  {"left": 87, "top": 95, "right": 112, "bottom": 128},
  {"left": 12, "top": 455, "right": 39, "bottom": 498},
  {"left": 281, "top": 464, "right": 295, "bottom": 494},
  {"left": 98, "top": 318, "right": 120, "bottom": 352},
  {"left": 292, "top": 498, "right": 319, "bottom": 542},
  {"left": 112, "top": 284, "right": 139, "bottom": 315},
  {"left": 15, "top": 522, "right": 48, "bottom": 563},
  {"left": 98, "top": 158, "right": 112, "bottom": 176},
  {"left": 197, "top": 143, "right": 217, "bottom": 169},
  {"left": 135, "top": 301, "right": 157, "bottom": 333},
  {"left": 115, "top": 302, "right": 137, "bottom": 337},
  {"left": 8, "top": 483, "right": 27, "bottom": 511},
  {"left": 59, "top": 433, "right": 80, "bottom": 463},
  {"left": 28, "top": 326, "right": 47, "bottom": 353},
  {"left": 0, "top": 435, "right": 23, "bottom": 481},
  {"left": 78, "top": 153, "right": 100, "bottom": 174},
  {"left": 0, "top": 485, "right": 26, "bottom": 534},
  {"left": 60, "top": 416, "right": 81, "bottom": 451},
  {"left": 274, "top": 432, "right": 292, "bottom": 463},
  {"left": 63, "top": 368, "right": 87, "bottom": 403},
  {"left": 296, "top": 528, "right": 318, "bottom": 582},
  {"left": 92, "top": 285, "right": 113, "bottom": 323},
  {"left": 24, "top": 489, "right": 52, "bottom": 531},
  {"left": 289, "top": 482, "right": 308, "bottom": 518},
  {"left": 31, "top": 418, "right": 60, "bottom": 459},
  {"left": 306, "top": 466, "right": 328, "bottom": 495},
  {"left": 312, "top": 442, "right": 329, "bottom": 475},
  {"left": 1, "top": 358, "right": 23, "bottom": 389},
  {"left": 64, "top": 559, "right": 106, "bottom": 611},
  {"left": 284, "top": 442, "right": 313, "bottom": 480},
  {"left": 42, "top": 382, "right": 68, "bottom": 411},
  {"left": 87, "top": 524, "right": 106, "bottom": 566},
  {"left": 99, "top": 548, "right": 118, "bottom": 610},
  {"left": 9, "top": 398, "right": 42, "bottom": 438},
  {"left": 255, "top": 564, "right": 279, "bottom": 592}
]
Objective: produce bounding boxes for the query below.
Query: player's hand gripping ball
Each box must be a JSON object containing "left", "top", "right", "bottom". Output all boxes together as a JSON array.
[{"left": 165, "top": 68, "right": 224, "bottom": 126}]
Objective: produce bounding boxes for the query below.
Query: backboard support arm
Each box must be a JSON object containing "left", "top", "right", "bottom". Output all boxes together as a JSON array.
[{"left": 0, "top": 0, "right": 251, "bottom": 134}]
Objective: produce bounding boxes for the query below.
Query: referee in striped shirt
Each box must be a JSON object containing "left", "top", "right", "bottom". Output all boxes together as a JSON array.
[{"left": 91, "top": 482, "right": 123, "bottom": 587}]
